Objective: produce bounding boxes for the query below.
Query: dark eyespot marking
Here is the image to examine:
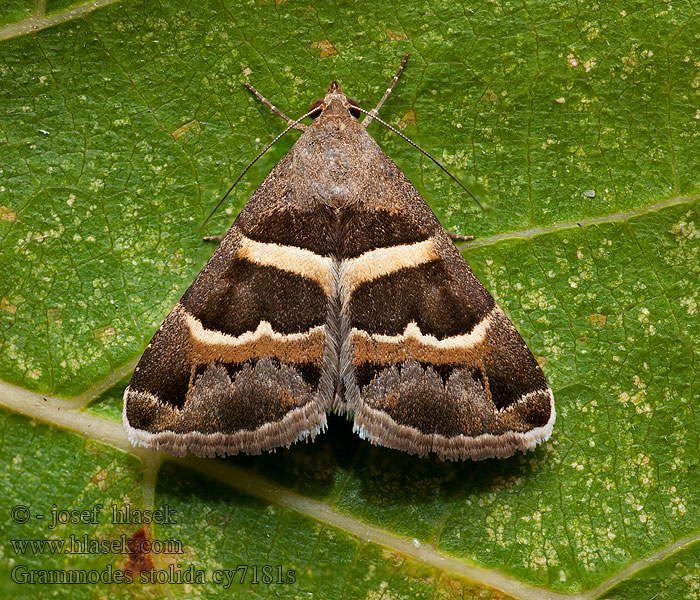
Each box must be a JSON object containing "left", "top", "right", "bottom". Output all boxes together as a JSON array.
[
  {"left": 309, "top": 99, "right": 324, "bottom": 119},
  {"left": 346, "top": 98, "right": 361, "bottom": 119}
]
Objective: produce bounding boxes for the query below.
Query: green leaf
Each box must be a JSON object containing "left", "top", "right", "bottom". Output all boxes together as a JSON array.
[{"left": 1, "top": 1, "right": 698, "bottom": 598}]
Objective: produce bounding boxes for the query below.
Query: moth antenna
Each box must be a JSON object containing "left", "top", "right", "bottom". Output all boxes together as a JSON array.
[
  {"left": 362, "top": 53, "right": 409, "bottom": 128},
  {"left": 197, "top": 106, "right": 321, "bottom": 234},
  {"left": 354, "top": 105, "right": 485, "bottom": 212},
  {"left": 244, "top": 82, "right": 307, "bottom": 132}
]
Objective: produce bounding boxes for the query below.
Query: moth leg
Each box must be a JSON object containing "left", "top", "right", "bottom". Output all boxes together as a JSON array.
[
  {"left": 362, "top": 53, "right": 409, "bottom": 128},
  {"left": 202, "top": 234, "right": 226, "bottom": 243},
  {"left": 446, "top": 231, "right": 475, "bottom": 242},
  {"left": 244, "top": 82, "right": 307, "bottom": 132}
]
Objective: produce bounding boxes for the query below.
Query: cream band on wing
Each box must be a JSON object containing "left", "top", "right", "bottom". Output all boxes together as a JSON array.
[
  {"left": 340, "top": 237, "right": 439, "bottom": 294},
  {"left": 237, "top": 235, "right": 335, "bottom": 295},
  {"left": 185, "top": 311, "right": 326, "bottom": 366},
  {"left": 350, "top": 308, "right": 495, "bottom": 366}
]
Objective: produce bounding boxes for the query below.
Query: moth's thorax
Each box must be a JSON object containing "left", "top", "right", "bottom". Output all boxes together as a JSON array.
[{"left": 290, "top": 101, "right": 380, "bottom": 209}]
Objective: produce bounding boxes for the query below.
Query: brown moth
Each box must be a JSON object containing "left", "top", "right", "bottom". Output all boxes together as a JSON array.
[{"left": 123, "top": 61, "right": 555, "bottom": 461}]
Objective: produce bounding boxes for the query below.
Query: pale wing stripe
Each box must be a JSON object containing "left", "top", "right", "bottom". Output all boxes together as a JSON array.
[
  {"left": 237, "top": 235, "right": 334, "bottom": 295},
  {"left": 341, "top": 237, "right": 439, "bottom": 294},
  {"left": 350, "top": 308, "right": 494, "bottom": 365},
  {"left": 186, "top": 314, "right": 323, "bottom": 346},
  {"left": 185, "top": 312, "right": 326, "bottom": 365}
]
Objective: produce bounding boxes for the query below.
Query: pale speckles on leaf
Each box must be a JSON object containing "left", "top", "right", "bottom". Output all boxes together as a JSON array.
[
  {"left": 1, "top": 297, "right": 17, "bottom": 314},
  {"left": 311, "top": 39, "right": 337, "bottom": 58},
  {"left": 583, "top": 57, "right": 597, "bottom": 72},
  {"left": 366, "top": 583, "right": 397, "bottom": 600},
  {"left": 88, "top": 179, "right": 104, "bottom": 193},
  {"left": 679, "top": 296, "right": 697, "bottom": 315},
  {"left": 618, "top": 375, "right": 650, "bottom": 414},
  {"left": 669, "top": 218, "right": 700, "bottom": 239},
  {"left": 0, "top": 206, "right": 16, "bottom": 222},
  {"left": 521, "top": 285, "right": 556, "bottom": 312},
  {"left": 669, "top": 495, "right": 688, "bottom": 517},
  {"left": 583, "top": 22, "right": 600, "bottom": 40}
]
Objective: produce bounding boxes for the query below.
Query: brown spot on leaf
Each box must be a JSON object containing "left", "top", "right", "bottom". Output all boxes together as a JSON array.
[
  {"left": 398, "top": 109, "right": 416, "bottom": 129},
  {"left": 90, "top": 469, "right": 108, "bottom": 491},
  {"left": 536, "top": 355, "right": 547, "bottom": 368},
  {"left": 126, "top": 527, "right": 154, "bottom": 575},
  {"left": 172, "top": 119, "right": 201, "bottom": 140},
  {"left": 380, "top": 548, "right": 404, "bottom": 567},
  {"left": 589, "top": 314, "right": 607, "bottom": 327},
  {"left": 169, "top": 248, "right": 185, "bottom": 270},
  {"left": 437, "top": 573, "right": 508, "bottom": 598},
  {"left": 385, "top": 29, "right": 407, "bottom": 41},
  {"left": 47, "top": 308, "right": 62, "bottom": 324},
  {"left": 0, "top": 206, "right": 16, "bottom": 222},
  {"left": 311, "top": 39, "right": 337, "bottom": 58},
  {"left": 1, "top": 297, "right": 17, "bottom": 314},
  {"left": 485, "top": 88, "right": 498, "bottom": 102}
]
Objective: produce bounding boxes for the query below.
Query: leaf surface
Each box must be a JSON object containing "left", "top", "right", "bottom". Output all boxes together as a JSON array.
[{"left": 1, "top": 1, "right": 699, "bottom": 598}]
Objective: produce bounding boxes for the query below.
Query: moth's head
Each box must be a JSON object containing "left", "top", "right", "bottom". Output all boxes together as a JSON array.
[{"left": 309, "top": 81, "right": 361, "bottom": 120}]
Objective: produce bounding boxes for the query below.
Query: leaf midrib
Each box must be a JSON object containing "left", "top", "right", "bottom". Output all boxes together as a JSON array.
[{"left": 0, "top": 0, "right": 121, "bottom": 42}]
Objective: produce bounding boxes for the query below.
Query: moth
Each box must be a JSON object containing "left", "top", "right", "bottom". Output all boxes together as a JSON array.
[{"left": 123, "top": 57, "right": 555, "bottom": 461}]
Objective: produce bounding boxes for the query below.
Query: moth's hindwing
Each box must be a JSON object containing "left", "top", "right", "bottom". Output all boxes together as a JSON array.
[
  {"left": 123, "top": 169, "right": 338, "bottom": 457},
  {"left": 337, "top": 163, "right": 555, "bottom": 461}
]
